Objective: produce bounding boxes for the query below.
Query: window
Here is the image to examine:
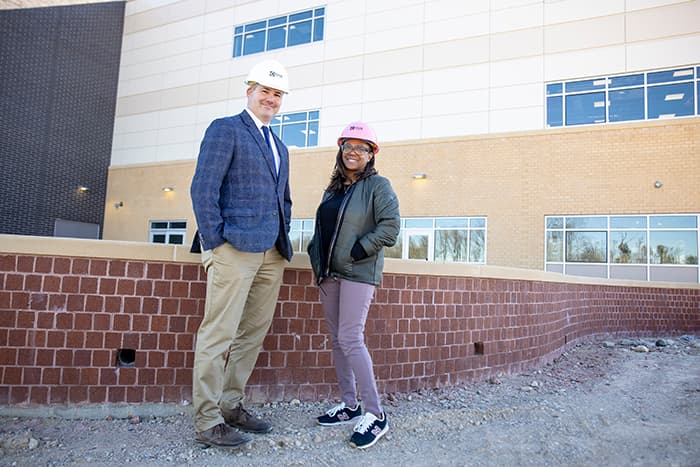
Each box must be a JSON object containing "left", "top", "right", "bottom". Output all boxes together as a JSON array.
[
  {"left": 271, "top": 110, "right": 319, "bottom": 148},
  {"left": 233, "top": 8, "right": 325, "bottom": 57},
  {"left": 150, "top": 220, "right": 186, "bottom": 245},
  {"left": 545, "top": 215, "right": 699, "bottom": 283},
  {"left": 546, "top": 65, "right": 699, "bottom": 127},
  {"left": 293, "top": 216, "right": 487, "bottom": 263},
  {"left": 289, "top": 219, "right": 314, "bottom": 252},
  {"left": 386, "top": 217, "right": 487, "bottom": 263}
]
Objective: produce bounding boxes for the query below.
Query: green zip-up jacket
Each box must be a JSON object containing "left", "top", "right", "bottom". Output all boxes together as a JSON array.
[{"left": 307, "top": 174, "right": 400, "bottom": 286}]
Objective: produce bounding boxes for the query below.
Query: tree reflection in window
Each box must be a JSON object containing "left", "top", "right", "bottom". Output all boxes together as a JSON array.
[
  {"left": 435, "top": 230, "right": 467, "bottom": 262},
  {"left": 650, "top": 231, "right": 698, "bottom": 264},
  {"left": 566, "top": 231, "right": 607, "bottom": 262},
  {"left": 610, "top": 231, "right": 647, "bottom": 263}
]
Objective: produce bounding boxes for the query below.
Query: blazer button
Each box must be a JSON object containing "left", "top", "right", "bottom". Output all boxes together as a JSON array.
[{"left": 272, "top": 211, "right": 278, "bottom": 216}]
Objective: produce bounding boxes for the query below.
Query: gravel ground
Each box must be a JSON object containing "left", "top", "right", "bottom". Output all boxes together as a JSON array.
[{"left": 1, "top": 335, "right": 699, "bottom": 467}]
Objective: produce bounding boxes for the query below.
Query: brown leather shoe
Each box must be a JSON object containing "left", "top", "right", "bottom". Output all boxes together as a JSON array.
[
  {"left": 195, "top": 423, "right": 252, "bottom": 448},
  {"left": 221, "top": 404, "right": 272, "bottom": 433}
]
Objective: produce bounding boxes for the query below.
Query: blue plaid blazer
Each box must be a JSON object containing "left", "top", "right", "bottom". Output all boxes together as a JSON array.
[{"left": 190, "top": 110, "right": 293, "bottom": 261}]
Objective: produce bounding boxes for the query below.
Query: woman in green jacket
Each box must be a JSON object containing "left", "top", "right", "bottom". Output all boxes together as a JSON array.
[{"left": 307, "top": 121, "right": 400, "bottom": 450}]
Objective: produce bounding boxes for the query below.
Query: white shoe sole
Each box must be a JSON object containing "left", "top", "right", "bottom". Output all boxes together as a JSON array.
[{"left": 317, "top": 415, "right": 362, "bottom": 426}]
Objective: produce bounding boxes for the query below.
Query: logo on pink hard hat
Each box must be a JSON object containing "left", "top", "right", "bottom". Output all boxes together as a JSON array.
[{"left": 338, "top": 120, "right": 379, "bottom": 154}]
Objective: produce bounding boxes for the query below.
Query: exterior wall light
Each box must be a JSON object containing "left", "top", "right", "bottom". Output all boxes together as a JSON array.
[
  {"left": 412, "top": 173, "right": 427, "bottom": 180},
  {"left": 162, "top": 186, "right": 174, "bottom": 192},
  {"left": 654, "top": 181, "right": 663, "bottom": 188}
]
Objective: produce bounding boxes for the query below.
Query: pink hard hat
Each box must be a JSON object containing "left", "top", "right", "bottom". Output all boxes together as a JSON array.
[{"left": 337, "top": 121, "right": 379, "bottom": 154}]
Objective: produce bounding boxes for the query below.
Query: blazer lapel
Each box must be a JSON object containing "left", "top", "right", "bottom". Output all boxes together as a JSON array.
[{"left": 240, "top": 111, "right": 278, "bottom": 180}]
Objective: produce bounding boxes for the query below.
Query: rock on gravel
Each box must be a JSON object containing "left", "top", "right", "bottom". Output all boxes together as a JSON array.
[{"left": 1, "top": 336, "right": 699, "bottom": 467}]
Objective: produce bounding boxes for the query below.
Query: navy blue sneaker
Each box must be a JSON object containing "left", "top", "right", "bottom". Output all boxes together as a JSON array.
[
  {"left": 317, "top": 402, "right": 362, "bottom": 426},
  {"left": 349, "top": 412, "right": 388, "bottom": 449}
]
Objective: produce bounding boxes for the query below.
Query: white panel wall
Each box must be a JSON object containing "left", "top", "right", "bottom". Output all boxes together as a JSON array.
[{"left": 111, "top": 0, "right": 700, "bottom": 166}]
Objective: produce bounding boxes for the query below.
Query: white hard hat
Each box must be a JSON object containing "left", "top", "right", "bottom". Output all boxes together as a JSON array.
[{"left": 245, "top": 59, "right": 289, "bottom": 93}]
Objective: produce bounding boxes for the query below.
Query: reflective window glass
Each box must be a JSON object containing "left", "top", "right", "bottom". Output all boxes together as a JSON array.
[
  {"left": 647, "top": 67, "right": 693, "bottom": 84},
  {"left": 289, "top": 19, "right": 312, "bottom": 46},
  {"left": 566, "top": 217, "right": 607, "bottom": 229},
  {"left": 302, "top": 232, "right": 313, "bottom": 252},
  {"left": 245, "top": 20, "right": 266, "bottom": 32},
  {"left": 385, "top": 233, "right": 403, "bottom": 259},
  {"left": 436, "top": 218, "right": 468, "bottom": 228},
  {"left": 565, "top": 78, "right": 606, "bottom": 92},
  {"left": 470, "top": 218, "right": 486, "bottom": 228},
  {"left": 233, "top": 36, "right": 242, "bottom": 56},
  {"left": 566, "top": 231, "right": 607, "bottom": 262},
  {"left": 405, "top": 218, "right": 433, "bottom": 228},
  {"left": 233, "top": 8, "right": 324, "bottom": 58},
  {"left": 545, "top": 65, "right": 699, "bottom": 129},
  {"left": 609, "top": 88, "right": 644, "bottom": 122},
  {"left": 469, "top": 230, "right": 486, "bottom": 263},
  {"left": 269, "top": 16, "right": 286, "bottom": 26},
  {"left": 609, "top": 74, "right": 644, "bottom": 88},
  {"left": 546, "top": 231, "right": 563, "bottom": 262},
  {"left": 243, "top": 30, "right": 265, "bottom": 55},
  {"left": 648, "top": 82, "right": 695, "bottom": 118},
  {"left": 408, "top": 234, "right": 429, "bottom": 260},
  {"left": 290, "top": 11, "right": 312, "bottom": 21},
  {"left": 283, "top": 112, "right": 306, "bottom": 123},
  {"left": 150, "top": 220, "right": 186, "bottom": 245},
  {"left": 650, "top": 231, "right": 698, "bottom": 264},
  {"left": 565, "top": 92, "right": 606, "bottom": 125},
  {"left": 610, "top": 231, "right": 647, "bottom": 263},
  {"left": 650, "top": 215, "right": 697, "bottom": 228},
  {"left": 168, "top": 234, "right": 184, "bottom": 244},
  {"left": 307, "top": 121, "right": 318, "bottom": 147},
  {"left": 547, "top": 83, "right": 562, "bottom": 95},
  {"left": 281, "top": 122, "right": 306, "bottom": 148},
  {"left": 267, "top": 25, "right": 286, "bottom": 50},
  {"left": 547, "top": 96, "right": 563, "bottom": 127},
  {"left": 436, "top": 230, "right": 468, "bottom": 262},
  {"left": 610, "top": 216, "right": 646, "bottom": 229},
  {"left": 546, "top": 217, "right": 563, "bottom": 229},
  {"left": 289, "top": 230, "right": 301, "bottom": 251},
  {"left": 288, "top": 218, "right": 315, "bottom": 252},
  {"left": 313, "top": 17, "right": 325, "bottom": 41},
  {"left": 546, "top": 214, "right": 699, "bottom": 283},
  {"left": 271, "top": 110, "right": 320, "bottom": 148}
]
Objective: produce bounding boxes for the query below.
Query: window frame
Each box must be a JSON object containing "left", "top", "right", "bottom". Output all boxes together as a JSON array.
[
  {"left": 233, "top": 7, "right": 325, "bottom": 58},
  {"left": 149, "top": 220, "right": 187, "bottom": 245},
  {"left": 292, "top": 216, "right": 487, "bottom": 263},
  {"left": 270, "top": 110, "right": 319, "bottom": 148},
  {"left": 546, "top": 65, "right": 699, "bottom": 128},
  {"left": 545, "top": 214, "right": 699, "bottom": 283}
]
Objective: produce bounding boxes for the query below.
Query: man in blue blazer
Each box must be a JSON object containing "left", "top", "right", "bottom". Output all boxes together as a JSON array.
[{"left": 190, "top": 59, "right": 293, "bottom": 449}]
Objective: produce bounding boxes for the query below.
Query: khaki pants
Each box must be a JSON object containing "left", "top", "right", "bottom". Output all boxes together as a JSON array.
[{"left": 192, "top": 242, "right": 285, "bottom": 433}]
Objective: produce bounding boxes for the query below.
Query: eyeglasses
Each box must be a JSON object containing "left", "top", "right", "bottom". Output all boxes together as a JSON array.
[{"left": 341, "top": 143, "right": 372, "bottom": 155}]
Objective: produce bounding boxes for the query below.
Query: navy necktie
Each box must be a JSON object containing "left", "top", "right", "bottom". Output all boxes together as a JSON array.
[{"left": 262, "top": 126, "right": 278, "bottom": 173}]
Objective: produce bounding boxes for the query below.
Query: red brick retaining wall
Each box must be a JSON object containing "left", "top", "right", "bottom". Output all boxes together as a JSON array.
[{"left": 1, "top": 253, "right": 698, "bottom": 406}]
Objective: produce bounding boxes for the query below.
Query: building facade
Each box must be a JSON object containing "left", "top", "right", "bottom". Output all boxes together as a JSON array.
[{"left": 102, "top": 0, "right": 700, "bottom": 282}]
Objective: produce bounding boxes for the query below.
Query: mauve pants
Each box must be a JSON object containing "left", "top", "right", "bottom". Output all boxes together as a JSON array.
[{"left": 319, "top": 277, "right": 382, "bottom": 417}]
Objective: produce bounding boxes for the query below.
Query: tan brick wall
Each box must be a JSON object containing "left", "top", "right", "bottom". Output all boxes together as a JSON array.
[{"left": 103, "top": 118, "right": 700, "bottom": 270}]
